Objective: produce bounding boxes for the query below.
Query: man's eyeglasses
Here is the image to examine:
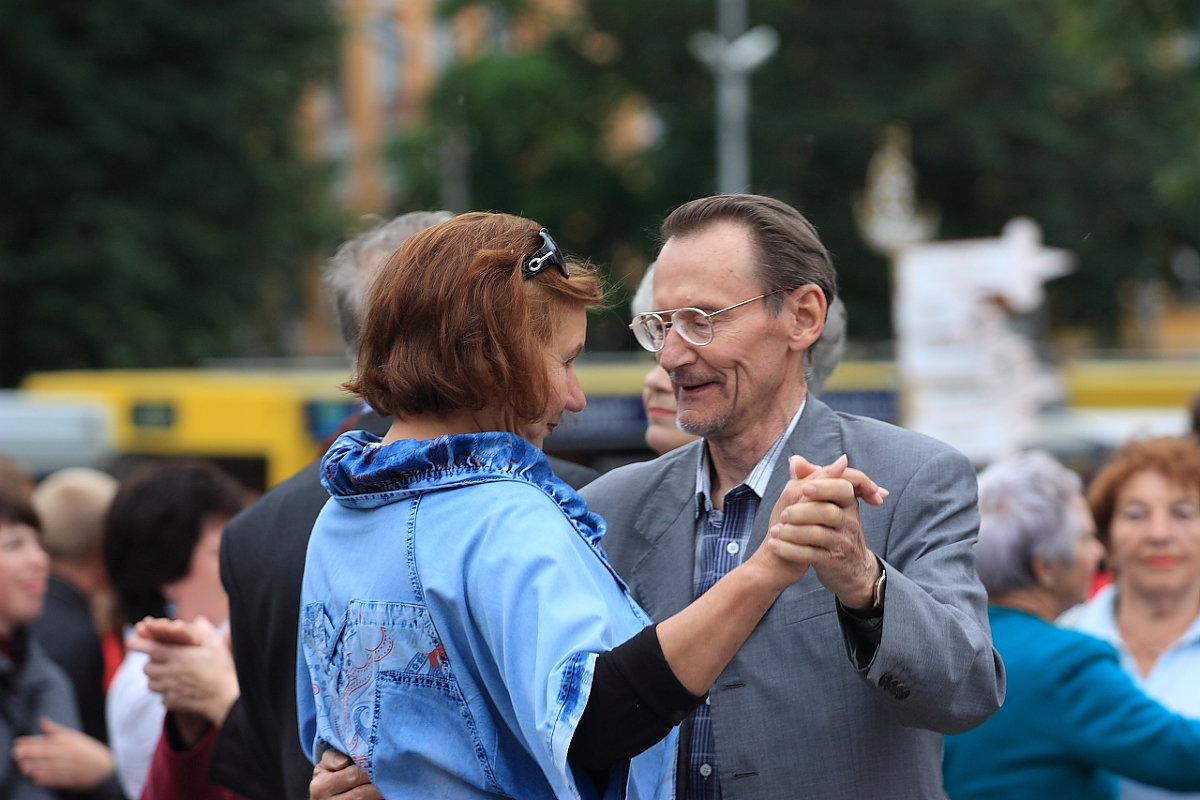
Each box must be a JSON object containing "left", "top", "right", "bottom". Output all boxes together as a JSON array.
[
  {"left": 628, "top": 286, "right": 796, "bottom": 353},
  {"left": 522, "top": 229, "right": 569, "bottom": 280}
]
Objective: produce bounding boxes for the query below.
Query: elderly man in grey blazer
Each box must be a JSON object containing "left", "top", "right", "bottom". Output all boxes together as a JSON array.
[{"left": 584, "top": 193, "right": 1005, "bottom": 800}]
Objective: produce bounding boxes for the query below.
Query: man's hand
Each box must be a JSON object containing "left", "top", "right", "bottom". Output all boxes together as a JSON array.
[
  {"left": 311, "top": 749, "right": 382, "bottom": 800},
  {"left": 768, "top": 455, "right": 888, "bottom": 609},
  {"left": 127, "top": 616, "right": 240, "bottom": 730},
  {"left": 12, "top": 717, "right": 114, "bottom": 790}
]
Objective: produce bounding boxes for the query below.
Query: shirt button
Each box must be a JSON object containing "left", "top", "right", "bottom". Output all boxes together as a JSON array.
[
  {"left": 699, "top": 764, "right": 713, "bottom": 778},
  {"left": 726, "top": 541, "right": 740, "bottom": 555}
]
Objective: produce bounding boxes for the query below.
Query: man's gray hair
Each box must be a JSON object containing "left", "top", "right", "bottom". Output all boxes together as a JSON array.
[
  {"left": 324, "top": 211, "right": 455, "bottom": 360},
  {"left": 975, "top": 450, "right": 1088, "bottom": 596},
  {"left": 630, "top": 262, "right": 847, "bottom": 395}
]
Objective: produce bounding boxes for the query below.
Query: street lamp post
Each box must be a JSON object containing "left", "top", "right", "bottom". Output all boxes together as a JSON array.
[{"left": 689, "top": 0, "right": 778, "bottom": 194}]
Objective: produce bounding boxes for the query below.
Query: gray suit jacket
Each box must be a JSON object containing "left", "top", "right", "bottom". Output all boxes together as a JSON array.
[{"left": 583, "top": 397, "right": 1005, "bottom": 800}]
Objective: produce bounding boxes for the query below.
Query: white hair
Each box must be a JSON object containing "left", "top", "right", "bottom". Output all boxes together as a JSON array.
[
  {"left": 323, "top": 211, "right": 455, "bottom": 361},
  {"left": 32, "top": 467, "right": 118, "bottom": 564},
  {"left": 975, "top": 451, "right": 1088, "bottom": 596}
]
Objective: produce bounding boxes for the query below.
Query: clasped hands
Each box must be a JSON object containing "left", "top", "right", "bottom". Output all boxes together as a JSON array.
[
  {"left": 752, "top": 454, "right": 888, "bottom": 610},
  {"left": 126, "top": 616, "right": 240, "bottom": 747}
]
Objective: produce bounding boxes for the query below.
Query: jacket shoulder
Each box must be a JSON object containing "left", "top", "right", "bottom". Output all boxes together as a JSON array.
[{"left": 583, "top": 444, "right": 697, "bottom": 504}]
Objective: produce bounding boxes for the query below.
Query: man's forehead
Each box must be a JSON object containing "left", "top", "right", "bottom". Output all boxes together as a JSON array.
[{"left": 653, "top": 229, "right": 760, "bottom": 306}]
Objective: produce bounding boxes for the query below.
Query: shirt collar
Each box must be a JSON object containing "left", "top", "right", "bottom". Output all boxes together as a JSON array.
[{"left": 694, "top": 398, "right": 807, "bottom": 514}]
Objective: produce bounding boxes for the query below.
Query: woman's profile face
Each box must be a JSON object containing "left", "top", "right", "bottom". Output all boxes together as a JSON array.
[
  {"left": 523, "top": 304, "right": 588, "bottom": 449},
  {"left": 161, "top": 514, "right": 230, "bottom": 623},
  {"left": 1063, "top": 496, "right": 1105, "bottom": 607},
  {"left": 642, "top": 364, "right": 699, "bottom": 456},
  {"left": 1108, "top": 469, "right": 1200, "bottom": 599},
  {"left": 0, "top": 520, "right": 49, "bottom": 635}
]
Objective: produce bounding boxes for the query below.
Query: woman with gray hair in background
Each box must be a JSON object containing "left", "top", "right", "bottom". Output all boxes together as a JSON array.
[{"left": 942, "top": 450, "right": 1200, "bottom": 800}]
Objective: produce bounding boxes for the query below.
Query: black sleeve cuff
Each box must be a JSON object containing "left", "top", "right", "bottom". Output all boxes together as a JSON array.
[
  {"left": 837, "top": 601, "right": 884, "bottom": 669},
  {"left": 569, "top": 624, "right": 705, "bottom": 770}
]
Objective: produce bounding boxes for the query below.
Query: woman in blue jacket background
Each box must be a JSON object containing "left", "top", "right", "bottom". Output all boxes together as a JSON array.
[{"left": 943, "top": 450, "right": 1200, "bottom": 799}]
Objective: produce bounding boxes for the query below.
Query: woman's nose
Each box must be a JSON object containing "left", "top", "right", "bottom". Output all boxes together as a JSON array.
[{"left": 565, "top": 373, "right": 586, "bottom": 413}]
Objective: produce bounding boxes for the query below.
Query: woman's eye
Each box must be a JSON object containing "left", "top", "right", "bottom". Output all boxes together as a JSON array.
[{"left": 1120, "top": 505, "right": 1145, "bottom": 521}]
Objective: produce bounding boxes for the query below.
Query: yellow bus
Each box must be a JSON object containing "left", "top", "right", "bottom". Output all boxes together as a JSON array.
[
  {"left": 16, "top": 360, "right": 673, "bottom": 489},
  {"left": 14, "top": 356, "right": 1197, "bottom": 490},
  {"left": 19, "top": 368, "right": 361, "bottom": 491}
]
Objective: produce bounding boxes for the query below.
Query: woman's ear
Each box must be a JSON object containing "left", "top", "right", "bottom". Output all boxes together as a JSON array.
[
  {"left": 787, "top": 285, "right": 827, "bottom": 353},
  {"left": 1031, "top": 555, "right": 1062, "bottom": 592}
]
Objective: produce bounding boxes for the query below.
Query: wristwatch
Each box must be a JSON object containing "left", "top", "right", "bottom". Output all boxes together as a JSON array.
[{"left": 870, "top": 558, "right": 887, "bottom": 609}]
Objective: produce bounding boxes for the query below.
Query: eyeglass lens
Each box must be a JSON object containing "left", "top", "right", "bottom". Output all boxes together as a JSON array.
[{"left": 634, "top": 309, "right": 713, "bottom": 351}]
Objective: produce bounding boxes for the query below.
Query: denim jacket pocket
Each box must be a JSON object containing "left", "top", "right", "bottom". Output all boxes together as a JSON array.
[{"left": 303, "top": 599, "right": 497, "bottom": 788}]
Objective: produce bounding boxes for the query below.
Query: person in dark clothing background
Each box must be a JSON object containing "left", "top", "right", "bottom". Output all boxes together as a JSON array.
[{"left": 30, "top": 467, "right": 118, "bottom": 745}]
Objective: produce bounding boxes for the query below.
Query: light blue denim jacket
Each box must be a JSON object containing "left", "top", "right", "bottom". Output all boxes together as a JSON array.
[{"left": 297, "top": 431, "right": 676, "bottom": 800}]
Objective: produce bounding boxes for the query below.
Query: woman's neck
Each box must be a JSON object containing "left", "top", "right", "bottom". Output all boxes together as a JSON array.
[
  {"left": 1116, "top": 582, "right": 1200, "bottom": 677},
  {"left": 1117, "top": 581, "right": 1200, "bottom": 624},
  {"left": 383, "top": 411, "right": 498, "bottom": 445},
  {"left": 990, "top": 587, "right": 1067, "bottom": 622}
]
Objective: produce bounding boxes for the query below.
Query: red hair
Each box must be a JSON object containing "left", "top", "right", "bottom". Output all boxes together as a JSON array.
[{"left": 346, "top": 212, "right": 605, "bottom": 426}]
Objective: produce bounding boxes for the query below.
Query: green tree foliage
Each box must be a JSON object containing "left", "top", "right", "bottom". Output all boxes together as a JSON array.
[
  {"left": 0, "top": 0, "right": 339, "bottom": 386},
  {"left": 399, "top": 0, "right": 1200, "bottom": 348}
]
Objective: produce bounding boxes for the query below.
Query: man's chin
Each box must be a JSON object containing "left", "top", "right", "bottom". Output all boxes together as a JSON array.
[{"left": 677, "top": 412, "right": 720, "bottom": 439}]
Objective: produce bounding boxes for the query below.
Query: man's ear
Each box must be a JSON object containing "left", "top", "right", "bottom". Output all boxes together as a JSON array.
[{"left": 787, "top": 285, "right": 827, "bottom": 352}]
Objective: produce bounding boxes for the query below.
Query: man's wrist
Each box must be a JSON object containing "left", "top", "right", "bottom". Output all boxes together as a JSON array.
[{"left": 842, "top": 556, "right": 885, "bottom": 613}]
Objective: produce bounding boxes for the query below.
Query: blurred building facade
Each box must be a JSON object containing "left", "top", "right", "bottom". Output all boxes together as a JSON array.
[{"left": 294, "top": 0, "right": 581, "bottom": 354}]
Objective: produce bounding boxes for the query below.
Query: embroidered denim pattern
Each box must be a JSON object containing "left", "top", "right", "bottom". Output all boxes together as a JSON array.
[{"left": 302, "top": 600, "right": 489, "bottom": 779}]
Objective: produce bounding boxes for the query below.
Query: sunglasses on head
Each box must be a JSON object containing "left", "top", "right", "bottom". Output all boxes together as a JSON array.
[{"left": 522, "top": 229, "right": 569, "bottom": 280}]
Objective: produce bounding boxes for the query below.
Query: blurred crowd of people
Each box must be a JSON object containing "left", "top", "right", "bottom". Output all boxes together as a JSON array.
[{"left": 1, "top": 201, "right": 1199, "bottom": 799}]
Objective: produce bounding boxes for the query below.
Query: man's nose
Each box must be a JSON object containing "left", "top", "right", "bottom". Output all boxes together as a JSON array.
[{"left": 657, "top": 324, "right": 695, "bottom": 372}]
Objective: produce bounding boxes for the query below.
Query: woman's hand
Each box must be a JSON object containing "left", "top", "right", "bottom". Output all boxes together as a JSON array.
[
  {"left": 128, "top": 616, "right": 240, "bottom": 729},
  {"left": 310, "top": 749, "right": 381, "bottom": 800},
  {"left": 12, "top": 717, "right": 114, "bottom": 790},
  {"left": 764, "top": 454, "right": 889, "bottom": 608}
]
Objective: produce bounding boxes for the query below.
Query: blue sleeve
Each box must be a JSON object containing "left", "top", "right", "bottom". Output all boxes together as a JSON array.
[
  {"left": 295, "top": 630, "right": 317, "bottom": 763},
  {"left": 1051, "top": 636, "right": 1200, "bottom": 791},
  {"left": 422, "top": 482, "right": 659, "bottom": 799}
]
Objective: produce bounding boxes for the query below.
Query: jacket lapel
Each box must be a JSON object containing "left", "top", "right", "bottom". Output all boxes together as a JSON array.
[{"left": 628, "top": 444, "right": 703, "bottom": 620}]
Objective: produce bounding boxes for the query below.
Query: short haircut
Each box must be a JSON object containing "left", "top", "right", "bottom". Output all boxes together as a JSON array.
[
  {"left": 103, "top": 461, "right": 247, "bottom": 624},
  {"left": 346, "top": 211, "right": 605, "bottom": 426},
  {"left": 660, "top": 194, "right": 838, "bottom": 313},
  {"left": 975, "top": 451, "right": 1089, "bottom": 596},
  {"left": 33, "top": 468, "right": 118, "bottom": 564},
  {"left": 323, "top": 211, "right": 456, "bottom": 360},
  {"left": 1087, "top": 436, "right": 1200, "bottom": 549}
]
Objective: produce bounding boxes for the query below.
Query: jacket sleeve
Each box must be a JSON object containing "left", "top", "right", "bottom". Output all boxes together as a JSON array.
[
  {"left": 140, "top": 718, "right": 246, "bottom": 800},
  {"left": 443, "top": 484, "right": 667, "bottom": 798},
  {"left": 1051, "top": 640, "right": 1200, "bottom": 790},
  {"left": 854, "top": 447, "right": 1006, "bottom": 733}
]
